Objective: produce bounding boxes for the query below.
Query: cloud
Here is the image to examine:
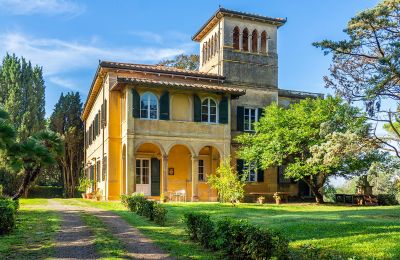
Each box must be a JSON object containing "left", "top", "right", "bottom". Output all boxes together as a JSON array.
[
  {"left": 129, "top": 31, "right": 164, "bottom": 44},
  {"left": 0, "top": 32, "right": 188, "bottom": 76},
  {"left": 48, "top": 76, "right": 80, "bottom": 91},
  {"left": 0, "top": 0, "right": 85, "bottom": 16}
]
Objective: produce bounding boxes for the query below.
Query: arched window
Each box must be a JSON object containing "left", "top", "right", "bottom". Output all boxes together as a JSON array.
[
  {"left": 140, "top": 92, "right": 158, "bottom": 119},
  {"left": 201, "top": 98, "right": 217, "bottom": 123},
  {"left": 252, "top": 29, "right": 258, "bottom": 53},
  {"left": 208, "top": 39, "right": 212, "bottom": 60},
  {"left": 214, "top": 33, "right": 218, "bottom": 56},
  {"left": 233, "top": 26, "right": 240, "bottom": 50},
  {"left": 202, "top": 43, "right": 206, "bottom": 64},
  {"left": 210, "top": 35, "right": 214, "bottom": 58},
  {"left": 261, "top": 31, "right": 267, "bottom": 53},
  {"left": 242, "top": 28, "right": 249, "bottom": 52},
  {"left": 204, "top": 42, "right": 208, "bottom": 62}
]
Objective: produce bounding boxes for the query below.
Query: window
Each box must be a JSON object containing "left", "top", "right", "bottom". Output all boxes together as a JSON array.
[
  {"left": 244, "top": 162, "right": 257, "bottom": 182},
  {"left": 261, "top": 31, "right": 267, "bottom": 53},
  {"left": 242, "top": 28, "right": 249, "bottom": 52},
  {"left": 252, "top": 29, "right": 258, "bottom": 53},
  {"left": 198, "top": 159, "right": 205, "bottom": 181},
  {"left": 233, "top": 26, "right": 240, "bottom": 50},
  {"left": 96, "top": 160, "right": 101, "bottom": 182},
  {"left": 278, "top": 165, "right": 291, "bottom": 184},
  {"left": 140, "top": 93, "right": 158, "bottom": 119},
  {"left": 202, "top": 43, "right": 206, "bottom": 64},
  {"left": 136, "top": 159, "right": 150, "bottom": 184},
  {"left": 244, "top": 108, "right": 258, "bottom": 131},
  {"left": 201, "top": 98, "right": 217, "bottom": 123}
]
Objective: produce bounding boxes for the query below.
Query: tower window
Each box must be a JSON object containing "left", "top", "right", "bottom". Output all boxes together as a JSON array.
[
  {"left": 233, "top": 26, "right": 239, "bottom": 50},
  {"left": 242, "top": 28, "right": 249, "bottom": 52},
  {"left": 252, "top": 29, "right": 258, "bottom": 53},
  {"left": 261, "top": 31, "right": 267, "bottom": 53}
]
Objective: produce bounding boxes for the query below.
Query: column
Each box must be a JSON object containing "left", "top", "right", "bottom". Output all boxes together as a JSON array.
[
  {"left": 248, "top": 36, "right": 252, "bottom": 53},
  {"left": 239, "top": 33, "right": 243, "bottom": 51},
  {"left": 162, "top": 155, "right": 168, "bottom": 195},
  {"left": 126, "top": 140, "right": 135, "bottom": 194},
  {"left": 191, "top": 156, "right": 199, "bottom": 202},
  {"left": 257, "top": 36, "right": 261, "bottom": 54}
]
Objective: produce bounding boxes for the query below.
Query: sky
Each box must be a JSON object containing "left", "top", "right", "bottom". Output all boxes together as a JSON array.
[{"left": 0, "top": 0, "right": 380, "bottom": 116}]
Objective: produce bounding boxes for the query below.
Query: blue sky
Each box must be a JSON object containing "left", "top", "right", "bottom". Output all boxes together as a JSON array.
[{"left": 0, "top": 0, "right": 380, "bottom": 116}]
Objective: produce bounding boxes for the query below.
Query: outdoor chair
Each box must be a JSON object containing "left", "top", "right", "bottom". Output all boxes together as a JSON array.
[{"left": 171, "top": 190, "right": 186, "bottom": 202}]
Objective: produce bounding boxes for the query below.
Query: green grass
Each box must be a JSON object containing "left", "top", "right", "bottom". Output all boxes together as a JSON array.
[
  {"left": 57, "top": 199, "right": 400, "bottom": 259},
  {"left": 0, "top": 199, "right": 60, "bottom": 259},
  {"left": 80, "top": 212, "right": 129, "bottom": 259}
]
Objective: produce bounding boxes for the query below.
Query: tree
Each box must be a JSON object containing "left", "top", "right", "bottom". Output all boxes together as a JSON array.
[
  {"left": 207, "top": 158, "right": 245, "bottom": 205},
  {"left": 237, "top": 97, "right": 381, "bottom": 203},
  {"left": 158, "top": 54, "right": 200, "bottom": 71},
  {"left": 0, "top": 108, "right": 16, "bottom": 151},
  {"left": 313, "top": 0, "right": 400, "bottom": 156},
  {"left": 49, "top": 92, "right": 84, "bottom": 197}
]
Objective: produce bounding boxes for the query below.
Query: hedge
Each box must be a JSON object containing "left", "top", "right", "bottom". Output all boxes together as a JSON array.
[
  {"left": 121, "top": 193, "right": 167, "bottom": 226},
  {"left": 0, "top": 198, "right": 18, "bottom": 235},
  {"left": 27, "top": 186, "right": 64, "bottom": 198}
]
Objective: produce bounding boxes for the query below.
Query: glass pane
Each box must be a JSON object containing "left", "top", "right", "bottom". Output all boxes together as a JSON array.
[
  {"left": 210, "top": 114, "right": 216, "bottom": 123},
  {"left": 209, "top": 99, "right": 216, "bottom": 107},
  {"left": 150, "top": 109, "right": 157, "bottom": 119},
  {"left": 210, "top": 106, "right": 216, "bottom": 115},
  {"left": 142, "top": 167, "right": 149, "bottom": 184},
  {"left": 202, "top": 114, "right": 208, "bottom": 122}
]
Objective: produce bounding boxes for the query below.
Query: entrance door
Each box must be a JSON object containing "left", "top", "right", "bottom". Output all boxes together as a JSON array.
[{"left": 136, "top": 159, "right": 151, "bottom": 196}]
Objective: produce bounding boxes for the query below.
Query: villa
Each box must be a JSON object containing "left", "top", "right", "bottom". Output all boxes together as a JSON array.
[{"left": 82, "top": 8, "right": 322, "bottom": 201}]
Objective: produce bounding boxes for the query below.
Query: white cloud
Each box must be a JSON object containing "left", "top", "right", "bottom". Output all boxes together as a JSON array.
[
  {"left": 0, "top": 0, "right": 85, "bottom": 16},
  {"left": 0, "top": 32, "right": 188, "bottom": 76},
  {"left": 129, "top": 31, "right": 164, "bottom": 44},
  {"left": 48, "top": 76, "right": 79, "bottom": 91}
]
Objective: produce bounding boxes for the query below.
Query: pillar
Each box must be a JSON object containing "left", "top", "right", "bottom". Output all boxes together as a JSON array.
[
  {"left": 191, "top": 156, "right": 199, "bottom": 202},
  {"left": 248, "top": 36, "right": 252, "bottom": 53},
  {"left": 239, "top": 33, "right": 243, "bottom": 51},
  {"left": 126, "top": 139, "right": 135, "bottom": 194},
  {"left": 162, "top": 155, "right": 168, "bottom": 195},
  {"left": 257, "top": 36, "right": 261, "bottom": 54}
]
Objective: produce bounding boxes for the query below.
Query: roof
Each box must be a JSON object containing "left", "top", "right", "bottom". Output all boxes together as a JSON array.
[
  {"left": 100, "top": 61, "right": 223, "bottom": 80},
  {"left": 112, "top": 77, "right": 246, "bottom": 96},
  {"left": 193, "top": 7, "right": 287, "bottom": 42},
  {"left": 278, "top": 89, "right": 324, "bottom": 99}
]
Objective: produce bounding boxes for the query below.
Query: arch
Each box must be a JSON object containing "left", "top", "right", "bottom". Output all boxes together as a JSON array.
[
  {"left": 233, "top": 26, "right": 240, "bottom": 50},
  {"left": 242, "top": 28, "right": 249, "bottom": 52},
  {"left": 165, "top": 142, "right": 195, "bottom": 156},
  {"left": 197, "top": 145, "right": 221, "bottom": 201},
  {"left": 196, "top": 144, "right": 223, "bottom": 158},
  {"left": 122, "top": 144, "right": 127, "bottom": 194},
  {"left": 261, "top": 31, "right": 267, "bottom": 53},
  {"left": 201, "top": 97, "right": 218, "bottom": 123},
  {"left": 135, "top": 141, "right": 166, "bottom": 156},
  {"left": 140, "top": 92, "right": 158, "bottom": 119},
  {"left": 252, "top": 29, "right": 258, "bottom": 53}
]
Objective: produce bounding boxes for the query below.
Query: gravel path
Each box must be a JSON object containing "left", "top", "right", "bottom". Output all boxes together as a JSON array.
[
  {"left": 50, "top": 201, "right": 98, "bottom": 260},
  {"left": 49, "top": 200, "right": 174, "bottom": 260}
]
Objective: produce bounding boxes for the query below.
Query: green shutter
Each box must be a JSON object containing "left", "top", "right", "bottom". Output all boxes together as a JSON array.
[
  {"left": 132, "top": 89, "right": 140, "bottom": 118},
  {"left": 237, "top": 106, "right": 244, "bottom": 131},
  {"left": 159, "top": 91, "right": 169, "bottom": 120},
  {"left": 219, "top": 96, "right": 228, "bottom": 124},
  {"left": 257, "top": 168, "right": 264, "bottom": 183},
  {"left": 151, "top": 158, "right": 161, "bottom": 196},
  {"left": 236, "top": 159, "right": 244, "bottom": 181},
  {"left": 193, "top": 94, "right": 201, "bottom": 122}
]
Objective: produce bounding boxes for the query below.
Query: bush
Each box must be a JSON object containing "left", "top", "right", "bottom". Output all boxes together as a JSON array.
[
  {"left": 183, "top": 212, "right": 289, "bottom": 259},
  {"left": 377, "top": 194, "right": 398, "bottom": 205},
  {"left": 142, "top": 200, "right": 155, "bottom": 220},
  {"left": 27, "top": 186, "right": 63, "bottom": 198},
  {"left": 153, "top": 203, "right": 167, "bottom": 226},
  {"left": 289, "top": 244, "right": 355, "bottom": 260},
  {"left": 0, "top": 198, "right": 17, "bottom": 234}
]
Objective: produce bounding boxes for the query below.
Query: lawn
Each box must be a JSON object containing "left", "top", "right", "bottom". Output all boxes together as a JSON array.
[
  {"left": 0, "top": 199, "right": 60, "bottom": 260},
  {"left": 58, "top": 199, "right": 400, "bottom": 259}
]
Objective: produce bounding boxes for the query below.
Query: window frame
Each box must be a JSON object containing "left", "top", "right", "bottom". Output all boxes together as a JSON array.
[
  {"left": 140, "top": 92, "right": 159, "bottom": 120},
  {"left": 243, "top": 162, "right": 257, "bottom": 183},
  {"left": 201, "top": 97, "right": 218, "bottom": 124},
  {"left": 136, "top": 158, "right": 151, "bottom": 185},
  {"left": 243, "top": 107, "right": 258, "bottom": 132},
  {"left": 198, "top": 159, "right": 205, "bottom": 182}
]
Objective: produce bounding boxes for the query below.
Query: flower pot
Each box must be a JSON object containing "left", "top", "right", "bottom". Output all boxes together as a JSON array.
[
  {"left": 275, "top": 198, "right": 281, "bottom": 205},
  {"left": 96, "top": 196, "right": 101, "bottom": 201},
  {"left": 81, "top": 193, "right": 85, "bottom": 199},
  {"left": 257, "top": 198, "right": 265, "bottom": 204},
  {"left": 87, "top": 193, "right": 93, "bottom": 199}
]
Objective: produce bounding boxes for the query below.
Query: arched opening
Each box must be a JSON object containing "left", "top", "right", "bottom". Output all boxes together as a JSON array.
[
  {"left": 233, "top": 26, "right": 239, "bottom": 50},
  {"left": 252, "top": 29, "right": 258, "bottom": 53},
  {"left": 210, "top": 35, "right": 214, "bottom": 58},
  {"left": 214, "top": 33, "right": 218, "bottom": 56},
  {"left": 198, "top": 146, "right": 221, "bottom": 201},
  {"left": 135, "top": 143, "right": 163, "bottom": 196},
  {"left": 242, "top": 28, "right": 249, "bottom": 52},
  {"left": 122, "top": 145, "right": 127, "bottom": 194},
  {"left": 261, "top": 31, "right": 267, "bottom": 53},
  {"left": 167, "top": 144, "right": 193, "bottom": 200}
]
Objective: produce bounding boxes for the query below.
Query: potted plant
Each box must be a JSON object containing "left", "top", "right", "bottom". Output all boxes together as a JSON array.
[
  {"left": 160, "top": 193, "right": 167, "bottom": 203},
  {"left": 273, "top": 192, "right": 281, "bottom": 205},
  {"left": 78, "top": 177, "right": 92, "bottom": 199},
  {"left": 257, "top": 196, "right": 265, "bottom": 204},
  {"left": 95, "top": 189, "right": 102, "bottom": 201}
]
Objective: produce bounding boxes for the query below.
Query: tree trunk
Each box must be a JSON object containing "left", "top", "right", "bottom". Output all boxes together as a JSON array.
[
  {"left": 13, "top": 168, "right": 40, "bottom": 200},
  {"left": 312, "top": 187, "right": 325, "bottom": 204}
]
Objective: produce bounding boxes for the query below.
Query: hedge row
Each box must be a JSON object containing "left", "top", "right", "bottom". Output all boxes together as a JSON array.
[
  {"left": 121, "top": 193, "right": 167, "bottom": 226},
  {"left": 27, "top": 186, "right": 64, "bottom": 198},
  {"left": 183, "top": 212, "right": 289, "bottom": 259},
  {"left": 0, "top": 198, "right": 19, "bottom": 235}
]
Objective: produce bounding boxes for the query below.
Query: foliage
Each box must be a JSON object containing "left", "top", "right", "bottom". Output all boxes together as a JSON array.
[
  {"left": 237, "top": 96, "right": 380, "bottom": 203},
  {"left": 207, "top": 158, "right": 245, "bottom": 204},
  {"left": 158, "top": 54, "right": 200, "bottom": 71},
  {"left": 121, "top": 193, "right": 167, "bottom": 226},
  {"left": 289, "top": 244, "right": 355, "bottom": 260},
  {"left": 49, "top": 92, "right": 84, "bottom": 197},
  {"left": 377, "top": 194, "right": 398, "bottom": 205},
  {"left": 0, "top": 198, "right": 17, "bottom": 234},
  {"left": 26, "top": 186, "right": 64, "bottom": 198},
  {"left": 183, "top": 212, "right": 289, "bottom": 259},
  {"left": 313, "top": 0, "right": 400, "bottom": 157},
  {"left": 78, "top": 177, "right": 92, "bottom": 192}
]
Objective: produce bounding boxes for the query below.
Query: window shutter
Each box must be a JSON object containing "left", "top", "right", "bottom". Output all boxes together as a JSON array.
[
  {"left": 159, "top": 91, "right": 170, "bottom": 120},
  {"left": 132, "top": 89, "right": 140, "bottom": 118},
  {"left": 151, "top": 158, "right": 161, "bottom": 196},
  {"left": 236, "top": 159, "right": 244, "bottom": 180},
  {"left": 257, "top": 168, "right": 264, "bottom": 182},
  {"left": 237, "top": 106, "right": 244, "bottom": 131},
  {"left": 219, "top": 96, "right": 228, "bottom": 124},
  {"left": 104, "top": 100, "right": 107, "bottom": 126},
  {"left": 193, "top": 94, "right": 201, "bottom": 122},
  {"left": 258, "top": 108, "right": 264, "bottom": 122}
]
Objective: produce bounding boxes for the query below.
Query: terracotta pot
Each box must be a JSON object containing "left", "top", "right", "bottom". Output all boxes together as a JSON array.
[
  {"left": 87, "top": 193, "right": 93, "bottom": 199},
  {"left": 96, "top": 196, "right": 101, "bottom": 201},
  {"left": 275, "top": 198, "right": 281, "bottom": 205}
]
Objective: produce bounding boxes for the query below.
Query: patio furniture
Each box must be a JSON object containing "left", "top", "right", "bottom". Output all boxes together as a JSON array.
[{"left": 171, "top": 190, "right": 187, "bottom": 202}]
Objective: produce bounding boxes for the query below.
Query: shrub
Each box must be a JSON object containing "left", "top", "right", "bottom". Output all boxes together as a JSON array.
[
  {"left": 142, "top": 200, "right": 155, "bottom": 220},
  {"left": 183, "top": 212, "right": 215, "bottom": 249},
  {"left": 27, "top": 186, "right": 63, "bottom": 198},
  {"left": 289, "top": 244, "right": 354, "bottom": 260},
  {"left": 124, "top": 193, "right": 146, "bottom": 212},
  {"left": 377, "top": 194, "right": 398, "bottom": 205},
  {"left": 153, "top": 203, "right": 167, "bottom": 226},
  {"left": 0, "top": 199, "right": 17, "bottom": 234}
]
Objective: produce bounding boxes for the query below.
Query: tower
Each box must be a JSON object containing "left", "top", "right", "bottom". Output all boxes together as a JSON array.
[{"left": 193, "top": 8, "right": 286, "bottom": 89}]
